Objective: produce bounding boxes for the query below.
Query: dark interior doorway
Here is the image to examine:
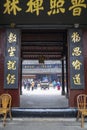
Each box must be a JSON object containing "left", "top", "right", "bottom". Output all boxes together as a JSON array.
[{"left": 20, "top": 29, "right": 68, "bottom": 108}]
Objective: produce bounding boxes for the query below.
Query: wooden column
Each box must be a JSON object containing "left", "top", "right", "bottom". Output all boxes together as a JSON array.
[{"left": 61, "top": 59, "right": 65, "bottom": 95}]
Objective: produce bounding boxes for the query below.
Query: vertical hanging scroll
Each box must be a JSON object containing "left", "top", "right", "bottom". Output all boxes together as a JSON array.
[
  {"left": 4, "top": 29, "right": 20, "bottom": 89},
  {"left": 69, "top": 29, "right": 85, "bottom": 89}
]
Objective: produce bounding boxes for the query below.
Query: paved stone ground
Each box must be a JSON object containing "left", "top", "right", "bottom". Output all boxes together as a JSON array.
[
  {"left": 20, "top": 87, "right": 68, "bottom": 108},
  {"left": 0, "top": 118, "right": 87, "bottom": 130}
]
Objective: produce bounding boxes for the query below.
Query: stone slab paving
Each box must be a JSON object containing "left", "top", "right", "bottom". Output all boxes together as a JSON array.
[
  {"left": 20, "top": 87, "right": 68, "bottom": 108},
  {"left": 0, "top": 118, "right": 87, "bottom": 130}
]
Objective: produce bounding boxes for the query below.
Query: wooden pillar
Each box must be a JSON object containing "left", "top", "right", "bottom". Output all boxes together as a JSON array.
[
  {"left": 61, "top": 59, "right": 65, "bottom": 95},
  {"left": 0, "top": 30, "right": 5, "bottom": 95},
  {"left": 65, "top": 49, "right": 69, "bottom": 97}
]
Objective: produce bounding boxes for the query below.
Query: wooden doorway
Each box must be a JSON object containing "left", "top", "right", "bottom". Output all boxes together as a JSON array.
[{"left": 20, "top": 29, "right": 68, "bottom": 108}]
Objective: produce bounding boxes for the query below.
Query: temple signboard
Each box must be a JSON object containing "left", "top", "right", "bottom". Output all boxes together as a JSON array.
[{"left": 0, "top": 0, "right": 87, "bottom": 25}]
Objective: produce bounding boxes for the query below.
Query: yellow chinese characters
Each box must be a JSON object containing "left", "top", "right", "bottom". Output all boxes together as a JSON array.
[
  {"left": 72, "top": 47, "right": 82, "bottom": 56},
  {"left": 8, "top": 32, "right": 17, "bottom": 43},
  {"left": 3, "top": 0, "right": 22, "bottom": 15},
  {"left": 2, "top": 0, "right": 87, "bottom": 16},
  {"left": 48, "top": 0, "right": 65, "bottom": 15},
  {"left": 72, "top": 60, "right": 82, "bottom": 70},
  {"left": 69, "top": 0, "right": 86, "bottom": 16},
  {"left": 73, "top": 74, "right": 81, "bottom": 85},
  {"left": 6, "top": 31, "right": 17, "bottom": 86},
  {"left": 26, "top": 0, "right": 44, "bottom": 16},
  {"left": 7, "top": 61, "right": 16, "bottom": 70},
  {"left": 70, "top": 30, "right": 83, "bottom": 87},
  {"left": 8, "top": 47, "right": 16, "bottom": 57},
  {"left": 7, "top": 74, "right": 16, "bottom": 84},
  {"left": 71, "top": 32, "right": 81, "bottom": 43}
]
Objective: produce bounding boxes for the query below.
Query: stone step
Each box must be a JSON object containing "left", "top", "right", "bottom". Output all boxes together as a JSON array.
[{"left": 12, "top": 108, "right": 77, "bottom": 118}]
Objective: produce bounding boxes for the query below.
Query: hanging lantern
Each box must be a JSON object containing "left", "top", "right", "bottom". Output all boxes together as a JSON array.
[{"left": 39, "top": 55, "right": 45, "bottom": 64}]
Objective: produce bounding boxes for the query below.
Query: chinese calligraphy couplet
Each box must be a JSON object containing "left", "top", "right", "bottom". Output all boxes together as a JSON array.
[
  {"left": 4, "top": 29, "right": 20, "bottom": 89},
  {"left": 69, "top": 29, "right": 85, "bottom": 89}
]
